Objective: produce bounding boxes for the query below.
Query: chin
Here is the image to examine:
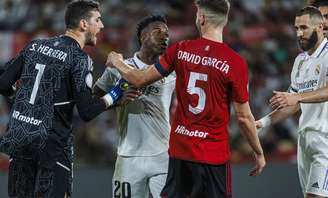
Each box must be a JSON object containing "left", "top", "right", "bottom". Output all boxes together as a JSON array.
[{"left": 86, "top": 40, "right": 97, "bottom": 46}]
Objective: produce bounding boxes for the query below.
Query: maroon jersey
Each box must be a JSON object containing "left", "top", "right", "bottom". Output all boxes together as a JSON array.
[{"left": 155, "top": 38, "right": 249, "bottom": 165}]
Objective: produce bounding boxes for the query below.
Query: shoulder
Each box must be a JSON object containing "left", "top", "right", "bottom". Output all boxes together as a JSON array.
[
  {"left": 292, "top": 52, "right": 306, "bottom": 67},
  {"left": 222, "top": 45, "right": 247, "bottom": 69}
]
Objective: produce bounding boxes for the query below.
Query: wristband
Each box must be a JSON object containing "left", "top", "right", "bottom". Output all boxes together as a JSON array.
[
  {"left": 259, "top": 115, "right": 272, "bottom": 128},
  {"left": 102, "top": 79, "right": 129, "bottom": 107}
]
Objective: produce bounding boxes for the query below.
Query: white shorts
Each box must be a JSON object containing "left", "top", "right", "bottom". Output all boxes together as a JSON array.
[
  {"left": 112, "top": 152, "right": 169, "bottom": 198},
  {"left": 298, "top": 130, "right": 328, "bottom": 197}
]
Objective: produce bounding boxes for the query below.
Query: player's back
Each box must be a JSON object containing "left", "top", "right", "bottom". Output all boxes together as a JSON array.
[
  {"left": 1, "top": 35, "right": 89, "bottom": 155},
  {"left": 160, "top": 38, "right": 249, "bottom": 164}
]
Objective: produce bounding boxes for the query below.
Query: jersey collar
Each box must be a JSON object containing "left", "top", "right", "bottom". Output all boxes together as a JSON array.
[
  {"left": 133, "top": 53, "right": 150, "bottom": 69},
  {"left": 308, "top": 38, "right": 328, "bottom": 58}
]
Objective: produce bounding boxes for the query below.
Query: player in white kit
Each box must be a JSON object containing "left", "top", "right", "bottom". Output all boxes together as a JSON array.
[
  {"left": 266, "top": 0, "right": 328, "bottom": 109},
  {"left": 257, "top": 7, "right": 328, "bottom": 198},
  {"left": 94, "top": 15, "right": 175, "bottom": 198}
]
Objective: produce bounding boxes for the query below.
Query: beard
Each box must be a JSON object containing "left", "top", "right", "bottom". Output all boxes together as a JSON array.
[
  {"left": 324, "top": 27, "right": 328, "bottom": 38},
  {"left": 85, "top": 31, "right": 96, "bottom": 46},
  {"left": 298, "top": 30, "right": 318, "bottom": 51}
]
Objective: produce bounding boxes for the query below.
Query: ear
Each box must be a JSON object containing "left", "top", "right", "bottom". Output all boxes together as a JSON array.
[
  {"left": 140, "top": 31, "right": 147, "bottom": 44},
  {"left": 200, "top": 14, "right": 206, "bottom": 26},
  {"left": 79, "top": 19, "right": 89, "bottom": 31}
]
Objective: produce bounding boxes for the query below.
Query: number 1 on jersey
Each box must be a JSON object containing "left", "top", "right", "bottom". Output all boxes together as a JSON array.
[
  {"left": 187, "top": 72, "right": 208, "bottom": 114},
  {"left": 29, "top": 63, "right": 46, "bottom": 104}
]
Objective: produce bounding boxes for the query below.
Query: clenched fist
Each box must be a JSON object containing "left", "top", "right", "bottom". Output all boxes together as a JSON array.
[{"left": 106, "top": 51, "right": 124, "bottom": 68}]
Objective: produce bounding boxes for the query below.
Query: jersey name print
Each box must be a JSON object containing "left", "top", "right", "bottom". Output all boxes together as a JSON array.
[{"left": 0, "top": 35, "right": 106, "bottom": 156}]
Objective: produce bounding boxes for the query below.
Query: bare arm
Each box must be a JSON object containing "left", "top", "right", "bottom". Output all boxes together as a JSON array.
[
  {"left": 296, "top": 86, "right": 328, "bottom": 103},
  {"left": 233, "top": 101, "right": 266, "bottom": 176},
  {"left": 106, "top": 52, "right": 163, "bottom": 88},
  {"left": 270, "top": 79, "right": 328, "bottom": 108},
  {"left": 233, "top": 101, "right": 263, "bottom": 155}
]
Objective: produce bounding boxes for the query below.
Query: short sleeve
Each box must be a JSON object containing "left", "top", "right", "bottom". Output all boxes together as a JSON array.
[
  {"left": 230, "top": 57, "right": 249, "bottom": 103},
  {"left": 154, "top": 42, "right": 179, "bottom": 77}
]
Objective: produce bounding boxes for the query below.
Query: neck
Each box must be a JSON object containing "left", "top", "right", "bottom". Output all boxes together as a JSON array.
[
  {"left": 65, "top": 29, "right": 85, "bottom": 49},
  {"left": 137, "top": 46, "right": 159, "bottom": 65},
  {"left": 201, "top": 25, "right": 224, "bottom": 43},
  {"left": 308, "top": 34, "right": 325, "bottom": 55}
]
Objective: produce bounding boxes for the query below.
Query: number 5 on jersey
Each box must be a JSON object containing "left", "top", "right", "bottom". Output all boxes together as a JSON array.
[
  {"left": 187, "top": 72, "right": 208, "bottom": 114},
  {"left": 29, "top": 63, "right": 46, "bottom": 105}
]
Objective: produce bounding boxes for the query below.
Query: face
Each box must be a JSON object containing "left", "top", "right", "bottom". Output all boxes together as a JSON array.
[
  {"left": 295, "top": 14, "right": 319, "bottom": 51},
  {"left": 319, "top": 6, "right": 328, "bottom": 37},
  {"left": 195, "top": 8, "right": 203, "bottom": 33},
  {"left": 85, "top": 10, "right": 104, "bottom": 46},
  {"left": 142, "top": 22, "right": 169, "bottom": 55}
]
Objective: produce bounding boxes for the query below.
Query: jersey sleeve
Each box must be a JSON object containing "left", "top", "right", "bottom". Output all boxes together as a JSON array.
[
  {"left": 0, "top": 53, "right": 24, "bottom": 96},
  {"left": 70, "top": 55, "right": 107, "bottom": 121},
  {"left": 95, "top": 67, "right": 121, "bottom": 92},
  {"left": 288, "top": 57, "right": 300, "bottom": 93},
  {"left": 154, "top": 43, "right": 179, "bottom": 77},
  {"left": 229, "top": 57, "right": 249, "bottom": 103}
]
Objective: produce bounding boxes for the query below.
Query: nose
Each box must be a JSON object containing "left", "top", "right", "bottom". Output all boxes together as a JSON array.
[
  {"left": 296, "top": 30, "right": 303, "bottom": 37},
  {"left": 100, "top": 20, "right": 104, "bottom": 29}
]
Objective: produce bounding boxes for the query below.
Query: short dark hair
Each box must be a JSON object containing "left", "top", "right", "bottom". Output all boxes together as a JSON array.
[
  {"left": 136, "top": 15, "right": 167, "bottom": 46},
  {"left": 195, "top": 0, "right": 230, "bottom": 16},
  {"left": 310, "top": 0, "right": 328, "bottom": 8},
  {"left": 65, "top": 0, "right": 100, "bottom": 29},
  {"left": 296, "top": 6, "right": 324, "bottom": 20}
]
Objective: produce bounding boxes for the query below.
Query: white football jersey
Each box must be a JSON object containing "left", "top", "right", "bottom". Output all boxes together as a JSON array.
[
  {"left": 96, "top": 53, "right": 175, "bottom": 156},
  {"left": 290, "top": 38, "right": 328, "bottom": 133}
]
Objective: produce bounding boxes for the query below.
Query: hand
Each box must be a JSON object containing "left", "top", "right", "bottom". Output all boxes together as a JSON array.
[
  {"left": 269, "top": 91, "right": 299, "bottom": 109},
  {"left": 118, "top": 86, "right": 142, "bottom": 106},
  {"left": 106, "top": 51, "right": 123, "bottom": 68},
  {"left": 249, "top": 152, "right": 266, "bottom": 177},
  {"left": 255, "top": 120, "right": 263, "bottom": 133},
  {"left": 255, "top": 120, "right": 262, "bottom": 129}
]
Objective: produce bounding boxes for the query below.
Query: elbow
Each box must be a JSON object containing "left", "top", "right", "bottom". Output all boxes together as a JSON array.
[
  {"left": 236, "top": 114, "right": 253, "bottom": 127},
  {"left": 78, "top": 106, "right": 96, "bottom": 122},
  {"left": 79, "top": 112, "right": 93, "bottom": 122},
  {"left": 236, "top": 116, "right": 247, "bottom": 127}
]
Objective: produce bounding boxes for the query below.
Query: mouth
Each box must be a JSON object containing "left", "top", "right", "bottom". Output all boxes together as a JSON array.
[
  {"left": 298, "top": 39, "right": 307, "bottom": 44},
  {"left": 159, "top": 39, "right": 169, "bottom": 49}
]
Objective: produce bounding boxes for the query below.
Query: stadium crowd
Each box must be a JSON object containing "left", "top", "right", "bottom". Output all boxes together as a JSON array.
[{"left": 0, "top": 0, "right": 305, "bottom": 170}]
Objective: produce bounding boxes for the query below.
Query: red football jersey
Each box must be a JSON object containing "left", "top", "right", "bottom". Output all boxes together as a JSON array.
[{"left": 155, "top": 37, "right": 249, "bottom": 165}]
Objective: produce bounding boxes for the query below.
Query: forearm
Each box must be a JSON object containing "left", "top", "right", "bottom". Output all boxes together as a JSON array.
[
  {"left": 112, "top": 60, "right": 148, "bottom": 88},
  {"left": 298, "top": 87, "right": 328, "bottom": 103},
  {"left": 237, "top": 114, "right": 263, "bottom": 155},
  {"left": 75, "top": 91, "right": 113, "bottom": 121},
  {"left": 260, "top": 105, "right": 299, "bottom": 128}
]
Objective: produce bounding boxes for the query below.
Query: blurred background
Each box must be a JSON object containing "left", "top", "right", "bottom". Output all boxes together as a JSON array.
[{"left": 0, "top": 0, "right": 310, "bottom": 197}]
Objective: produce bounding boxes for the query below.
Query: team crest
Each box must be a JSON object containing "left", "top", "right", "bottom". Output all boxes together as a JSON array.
[{"left": 315, "top": 64, "right": 321, "bottom": 75}]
